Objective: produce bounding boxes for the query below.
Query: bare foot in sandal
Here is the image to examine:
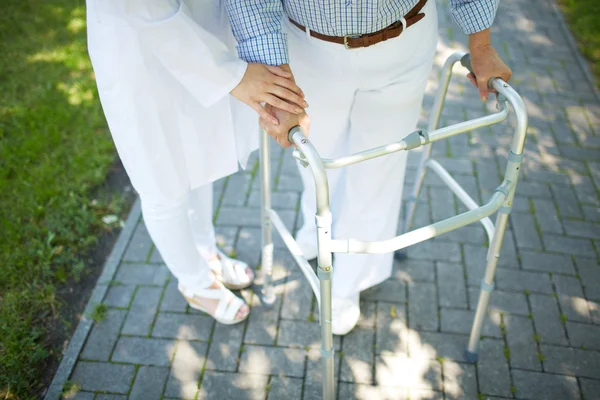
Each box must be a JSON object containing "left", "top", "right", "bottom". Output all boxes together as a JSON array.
[{"left": 178, "top": 281, "right": 250, "bottom": 325}]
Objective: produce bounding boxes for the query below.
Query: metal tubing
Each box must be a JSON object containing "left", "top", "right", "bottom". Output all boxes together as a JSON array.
[
  {"left": 259, "top": 129, "right": 276, "bottom": 304},
  {"left": 268, "top": 209, "right": 321, "bottom": 303},
  {"left": 402, "top": 52, "right": 464, "bottom": 233},
  {"left": 289, "top": 127, "right": 335, "bottom": 400},
  {"left": 466, "top": 211, "right": 509, "bottom": 361},
  {"left": 492, "top": 80, "right": 528, "bottom": 156},
  {"left": 331, "top": 187, "right": 509, "bottom": 254},
  {"left": 426, "top": 159, "right": 495, "bottom": 242}
]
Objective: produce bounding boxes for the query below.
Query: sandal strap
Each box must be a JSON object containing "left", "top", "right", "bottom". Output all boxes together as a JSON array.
[
  {"left": 210, "top": 250, "right": 249, "bottom": 286},
  {"left": 178, "top": 284, "right": 245, "bottom": 322}
]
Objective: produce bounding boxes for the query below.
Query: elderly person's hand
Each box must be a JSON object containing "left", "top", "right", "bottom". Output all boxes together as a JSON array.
[
  {"left": 467, "top": 28, "right": 512, "bottom": 102},
  {"left": 260, "top": 103, "right": 311, "bottom": 148}
]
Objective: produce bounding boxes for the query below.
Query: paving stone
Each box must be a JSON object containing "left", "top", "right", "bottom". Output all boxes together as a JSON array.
[
  {"left": 430, "top": 186, "right": 457, "bottom": 221},
  {"left": 244, "top": 294, "right": 282, "bottom": 345},
  {"left": 532, "top": 197, "right": 563, "bottom": 234},
  {"left": 511, "top": 212, "right": 543, "bottom": 250},
  {"left": 408, "top": 240, "right": 461, "bottom": 262},
  {"left": 95, "top": 395, "right": 127, "bottom": 400},
  {"left": 580, "top": 378, "right": 600, "bottom": 400},
  {"left": 151, "top": 312, "right": 213, "bottom": 341},
  {"left": 129, "top": 366, "right": 169, "bottom": 400},
  {"left": 468, "top": 288, "right": 529, "bottom": 315},
  {"left": 115, "top": 263, "right": 169, "bottom": 286},
  {"left": 277, "top": 319, "right": 340, "bottom": 350},
  {"left": 304, "top": 347, "right": 340, "bottom": 388},
  {"left": 408, "top": 282, "right": 438, "bottom": 331},
  {"left": 122, "top": 286, "right": 162, "bottom": 336},
  {"left": 542, "top": 234, "right": 596, "bottom": 257},
  {"left": 69, "top": 392, "right": 95, "bottom": 400},
  {"left": 239, "top": 345, "right": 305, "bottom": 377},
  {"left": 590, "top": 300, "right": 600, "bottom": 325},
  {"left": 393, "top": 260, "right": 436, "bottom": 282},
  {"left": 363, "top": 279, "right": 406, "bottom": 303},
  {"left": 264, "top": 377, "right": 303, "bottom": 400},
  {"left": 197, "top": 371, "right": 268, "bottom": 400},
  {"left": 408, "top": 388, "right": 444, "bottom": 400},
  {"left": 512, "top": 369, "right": 580, "bottom": 400},
  {"left": 541, "top": 344, "right": 600, "bottom": 379},
  {"left": 442, "top": 361, "right": 478, "bottom": 400},
  {"left": 476, "top": 339, "right": 512, "bottom": 397},
  {"left": 159, "top": 279, "right": 188, "bottom": 313},
  {"left": 80, "top": 309, "right": 126, "bottom": 361},
  {"left": 530, "top": 294, "right": 568, "bottom": 345},
  {"left": 464, "top": 244, "right": 518, "bottom": 288},
  {"left": 103, "top": 285, "right": 136, "bottom": 308},
  {"left": 443, "top": 225, "right": 487, "bottom": 246},
  {"left": 376, "top": 302, "right": 408, "bottom": 355},
  {"left": 112, "top": 337, "right": 176, "bottom": 366},
  {"left": 222, "top": 173, "right": 252, "bottom": 206},
  {"left": 519, "top": 250, "right": 576, "bottom": 274},
  {"left": 563, "top": 220, "right": 600, "bottom": 240},
  {"left": 555, "top": 275, "right": 592, "bottom": 322},
  {"left": 281, "top": 276, "right": 314, "bottom": 321},
  {"left": 149, "top": 246, "right": 164, "bottom": 264},
  {"left": 440, "top": 308, "right": 502, "bottom": 338},
  {"left": 516, "top": 181, "right": 552, "bottom": 198},
  {"left": 582, "top": 205, "right": 600, "bottom": 222},
  {"left": 337, "top": 383, "right": 407, "bottom": 400},
  {"left": 436, "top": 262, "right": 467, "bottom": 308},
  {"left": 408, "top": 331, "right": 466, "bottom": 361},
  {"left": 340, "top": 327, "right": 375, "bottom": 384},
  {"left": 495, "top": 269, "right": 553, "bottom": 294},
  {"left": 375, "top": 354, "right": 442, "bottom": 390},
  {"left": 504, "top": 315, "right": 541, "bottom": 371},
  {"left": 123, "top": 222, "right": 152, "bottom": 262},
  {"left": 216, "top": 206, "right": 296, "bottom": 230},
  {"left": 357, "top": 300, "right": 376, "bottom": 328},
  {"left": 205, "top": 321, "right": 244, "bottom": 372},
  {"left": 164, "top": 341, "right": 208, "bottom": 399},
  {"left": 552, "top": 186, "right": 584, "bottom": 219},
  {"left": 575, "top": 256, "right": 600, "bottom": 300},
  {"left": 70, "top": 361, "right": 135, "bottom": 393},
  {"left": 566, "top": 321, "right": 600, "bottom": 350}
]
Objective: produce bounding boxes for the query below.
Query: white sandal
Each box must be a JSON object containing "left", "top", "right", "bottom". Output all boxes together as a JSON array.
[
  {"left": 178, "top": 283, "right": 249, "bottom": 325},
  {"left": 208, "top": 249, "right": 254, "bottom": 290}
]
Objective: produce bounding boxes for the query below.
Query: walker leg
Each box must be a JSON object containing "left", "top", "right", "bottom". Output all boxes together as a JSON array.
[
  {"left": 319, "top": 269, "right": 335, "bottom": 400},
  {"left": 465, "top": 210, "right": 509, "bottom": 362},
  {"left": 466, "top": 151, "right": 522, "bottom": 362},
  {"left": 259, "top": 130, "right": 275, "bottom": 305},
  {"left": 316, "top": 214, "right": 335, "bottom": 400}
]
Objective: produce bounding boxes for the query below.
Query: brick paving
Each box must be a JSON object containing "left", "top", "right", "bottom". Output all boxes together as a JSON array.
[{"left": 54, "top": 0, "right": 600, "bottom": 398}]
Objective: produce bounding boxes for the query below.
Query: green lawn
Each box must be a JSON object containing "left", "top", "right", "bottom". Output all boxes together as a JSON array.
[
  {"left": 559, "top": 0, "right": 600, "bottom": 87},
  {"left": 0, "top": 1, "right": 121, "bottom": 398}
]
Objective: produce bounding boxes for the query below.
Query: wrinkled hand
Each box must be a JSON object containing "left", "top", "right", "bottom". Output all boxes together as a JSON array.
[
  {"left": 259, "top": 104, "right": 310, "bottom": 148},
  {"left": 230, "top": 63, "right": 308, "bottom": 125},
  {"left": 467, "top": 30, "right": 512, "bottom": 102}
]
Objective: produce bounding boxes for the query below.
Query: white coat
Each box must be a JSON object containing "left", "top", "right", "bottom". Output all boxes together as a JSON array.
[{"left": 86, "top": 0, "right": 257, "bottom": 201}]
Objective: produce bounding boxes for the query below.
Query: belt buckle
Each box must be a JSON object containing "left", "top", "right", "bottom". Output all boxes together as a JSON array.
[{"left": 343, "top": 34, "right": 361, "bottom": 49}]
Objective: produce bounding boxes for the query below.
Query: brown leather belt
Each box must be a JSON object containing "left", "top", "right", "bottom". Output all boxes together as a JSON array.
[{"left": 289, "top": 0, "right": 427, "bottom": 49}]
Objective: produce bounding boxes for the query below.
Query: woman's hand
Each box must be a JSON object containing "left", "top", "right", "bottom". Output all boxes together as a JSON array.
[
  {"left": 468, "top": 29, "right": 512, "bottom": 102},
  {"left": 230, "top": 63, "right": 308, "bottom": 125}
]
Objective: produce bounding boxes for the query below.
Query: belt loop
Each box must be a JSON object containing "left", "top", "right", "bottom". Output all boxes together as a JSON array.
[{"left": 399, "top": 16, "right": 407, "bottom": 31}]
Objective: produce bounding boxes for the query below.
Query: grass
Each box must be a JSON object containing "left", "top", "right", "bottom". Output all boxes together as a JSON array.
[
  {"left": 0, "top": 1, "right": 121, "bottom": 398},
  {"left": 559, "top": 0, "right": 600, "bottom": 87},
  {"left": 89, "top": 304, "right": 108, "bottom": 324}
]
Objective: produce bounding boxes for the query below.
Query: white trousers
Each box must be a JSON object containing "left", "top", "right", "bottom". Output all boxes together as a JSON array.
[
  {"left": 287, "top": 0, "right": 438, "bottom": 298},
  {"left": 140, "top": 183, "right": 217, "bottom": 292}
]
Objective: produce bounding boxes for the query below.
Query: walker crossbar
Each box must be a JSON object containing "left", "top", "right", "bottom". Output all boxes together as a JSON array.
[{"left": 258, "top": 51, "right": 528, "bottom": 400}]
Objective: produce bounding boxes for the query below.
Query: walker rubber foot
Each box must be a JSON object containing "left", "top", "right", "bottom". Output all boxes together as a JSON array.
[
  {"left": 464, "top": 350, "right": 478, "bottom": 363},
  {"left": 394, "top": 250, "right": 408, "bottom": 262},
  {"left": 260, "top": 290, "right": 277, "bottom": 307}
]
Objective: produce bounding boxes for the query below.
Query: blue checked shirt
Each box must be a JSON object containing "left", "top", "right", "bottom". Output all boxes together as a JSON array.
[{"left": 226, "top": 0, "right": 499, "bottom": 65}]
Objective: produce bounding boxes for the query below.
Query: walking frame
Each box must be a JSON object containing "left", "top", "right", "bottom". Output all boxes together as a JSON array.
[{"left": 258, "top": 52, "right": 528, "bottom": 399}]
